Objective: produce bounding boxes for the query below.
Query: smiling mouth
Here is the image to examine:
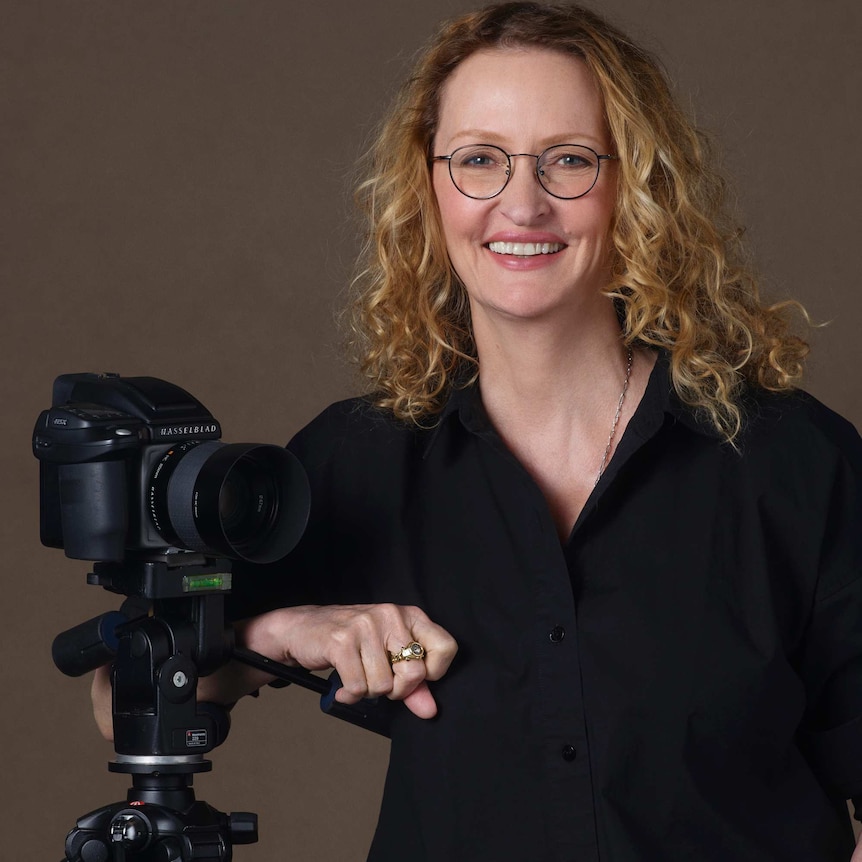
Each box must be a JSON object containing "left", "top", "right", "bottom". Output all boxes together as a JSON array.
[{"left": 487, "top": 241, "right": 564, "bottom": 257}]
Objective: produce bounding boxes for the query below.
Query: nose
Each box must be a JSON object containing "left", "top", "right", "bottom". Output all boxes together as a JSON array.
[{"left": 498, "top": 154, "right": 550, "bottom": 224}]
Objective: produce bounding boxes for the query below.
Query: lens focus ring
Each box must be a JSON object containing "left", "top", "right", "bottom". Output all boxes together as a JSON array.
[{"left": 164, "top": 440, "right": 223, "bottom": 552}]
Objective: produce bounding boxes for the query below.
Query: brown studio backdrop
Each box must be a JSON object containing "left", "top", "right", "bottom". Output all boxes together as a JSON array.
[{"left": 2, "top": 1, "right": 860, "bottom": 859}]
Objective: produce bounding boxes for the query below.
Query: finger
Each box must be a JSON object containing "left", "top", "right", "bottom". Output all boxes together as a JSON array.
[
  {"left": 402, "top": 608, "right": 458, "bottom": 681},
  {"left": 346, "top": 605, "right": 406, "bottom": 699},
  {"left": 385, "top": 634, "right": 433, "bottom": 702},
  {"left": 359, "top": 639, "right": 396, "bottom": 699},
  {"left": 358, "top": 605, "right": 425, "bottom": 701},
  {"left": 91, "top": 664, "right": 114, "bottom": 741},
  {"left": 330, "top": 647, "right": 371, "bottom": 704},
  {"left": 389, "top": 653, "right": 429, "bottom": 702},
  {"left": 331, "top": 605, "right": 412, "bottom": 703}
]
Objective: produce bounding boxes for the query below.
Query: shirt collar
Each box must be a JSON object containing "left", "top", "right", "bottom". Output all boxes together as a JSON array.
[
  {"left": 629, "top": 350, "right": 720, "bottom": 437},
  {"left": 421, "top": 349, "right": 718, "bottom": 460},
  {"left": 652, "top": 351, "right": 722, "bottom": 439},
  {"left": 420, "top": 382, "right": 480, "bottom": 459}
]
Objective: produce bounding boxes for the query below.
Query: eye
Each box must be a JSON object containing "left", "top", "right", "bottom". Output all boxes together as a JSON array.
[
  {"left": 464, "top": 154, "right": 495, "bottom": 168},
  {"left": 557, "top": 153, "right": 590, "bottom": 168},
  {"left": 453, "top": 146, "right": 507, "bottom": 170},
  {"left": 541, "top": 146, "right": 598, "bottom": 172}
]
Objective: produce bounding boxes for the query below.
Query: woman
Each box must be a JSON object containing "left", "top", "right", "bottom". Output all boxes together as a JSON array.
[{"left": 95, "top": 3, "right": 862, "bottom": 859}]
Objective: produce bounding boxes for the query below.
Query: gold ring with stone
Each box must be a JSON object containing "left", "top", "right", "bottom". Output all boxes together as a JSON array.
[{"left": 389, "top": 641, "right": 426, "bottom": 665}]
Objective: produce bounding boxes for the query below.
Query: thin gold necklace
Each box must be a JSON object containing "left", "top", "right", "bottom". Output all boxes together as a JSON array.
[{"left": 594, "top": 345, "right": 634, "bottom": 487}]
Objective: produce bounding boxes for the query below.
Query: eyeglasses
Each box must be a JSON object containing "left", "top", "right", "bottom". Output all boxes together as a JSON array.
[{"left": 431, "top": 143, "right": 618, "bottom": 200}]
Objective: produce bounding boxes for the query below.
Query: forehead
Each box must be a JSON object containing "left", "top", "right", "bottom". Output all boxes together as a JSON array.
[{"left": 435, "top": 47, "right": 607, "bottom": 148}]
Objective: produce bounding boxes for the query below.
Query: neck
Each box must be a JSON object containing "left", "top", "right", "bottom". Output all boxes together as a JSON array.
[
  {"left": 473, "top": 297, "right": 629, "bottom": 422},
  {"left": 469, "top": 297, "right": 650, "bottom": 543}
]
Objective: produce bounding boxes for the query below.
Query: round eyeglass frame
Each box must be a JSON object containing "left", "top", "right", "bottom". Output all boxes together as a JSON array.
[{"left": 431, "top": 143, "right": 618, "bottom": 200}]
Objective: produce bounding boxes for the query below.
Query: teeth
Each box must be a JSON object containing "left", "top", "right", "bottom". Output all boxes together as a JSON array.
[{"left": 488, "top": 241, "right": 563, "bottom": 256}]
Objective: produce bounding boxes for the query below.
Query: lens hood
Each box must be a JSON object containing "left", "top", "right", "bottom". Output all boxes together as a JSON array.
[{"left": 152, "top": 442, "right": 310, "bottom": 563}]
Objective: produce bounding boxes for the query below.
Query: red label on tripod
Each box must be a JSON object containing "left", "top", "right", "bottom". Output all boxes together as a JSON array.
[{"left": 186, "top": 729, "right": 208, "bottom": 747}]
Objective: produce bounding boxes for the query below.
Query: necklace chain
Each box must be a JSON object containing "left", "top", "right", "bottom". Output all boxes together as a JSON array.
[{"left": 594, "top": 345, "right": 634, "bottom": 487}]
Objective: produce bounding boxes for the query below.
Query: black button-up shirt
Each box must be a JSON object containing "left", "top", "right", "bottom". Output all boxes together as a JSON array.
[{"left": 231, "top": 354, "right": 862, "bottom": 861}]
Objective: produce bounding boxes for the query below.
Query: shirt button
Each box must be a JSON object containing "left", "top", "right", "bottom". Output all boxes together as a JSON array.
[
  {"left": 549, "top": 625, "right": 566, "bottom": 643},
  {"left": 561, "top": 745, "right": 577, "bottom": 762}
]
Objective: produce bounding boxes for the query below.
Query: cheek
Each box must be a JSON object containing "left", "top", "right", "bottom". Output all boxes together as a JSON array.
[
  {"left": 593, "top": 175, "right": 617, "bottom": 241},
  {"left": 571, "top": 193, "right": 615, "bottom": 247},
  {"left": 432, "top": 170, "right": 453, "bottom": 226},
  {"left": 433, "top": 172, "right": 481, "bottom": 247}
]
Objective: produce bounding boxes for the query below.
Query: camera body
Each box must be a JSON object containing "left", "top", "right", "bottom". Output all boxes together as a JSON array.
[
  {"left": 34, "top": 373, "right": 220, "bottom": 560},
  {"left": 33, "top": 372, "right": 308, "bottom": 564}
]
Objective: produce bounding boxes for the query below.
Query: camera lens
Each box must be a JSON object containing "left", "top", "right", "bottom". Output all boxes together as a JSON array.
[
  {"left": 214, "top": 452, "right": 281, "bottom": 556},
  {"left": 149, "top": 442, "right": 309, "bottom": 563},
  {"left": 218, "top": 469, "right": 250, "bottom": 529}
]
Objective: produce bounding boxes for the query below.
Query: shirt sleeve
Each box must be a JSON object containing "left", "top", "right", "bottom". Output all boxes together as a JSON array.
[
  {"left": 791, "top": 405, "right": 862, "bottom": 809},
  {"left": 224, "top": 402, "right": 357, "bottom": 622}
]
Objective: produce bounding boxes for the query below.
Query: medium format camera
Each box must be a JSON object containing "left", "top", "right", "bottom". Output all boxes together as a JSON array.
[{"left": 33, "top": 372, "right": 308, "bottom": 564}]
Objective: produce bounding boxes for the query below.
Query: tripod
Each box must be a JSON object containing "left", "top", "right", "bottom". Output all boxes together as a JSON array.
[{"left": 54, "top": 555, "right": 390, "bottom": 862}]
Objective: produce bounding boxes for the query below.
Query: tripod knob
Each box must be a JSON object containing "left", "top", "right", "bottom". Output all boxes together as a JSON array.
[
  {"left": 229, "top": 811, "right": 258, "bottom": 845},
  {"left": 75, "top": 838, "right": 109, "bottom": 862},
  {"left": 110, "top": 812, "right": 150, "bottom": 851}
]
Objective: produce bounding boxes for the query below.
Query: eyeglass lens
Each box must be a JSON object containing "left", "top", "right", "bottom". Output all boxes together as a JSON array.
[{"left": 446, "top": 144, "right": 601, "bottom": 200}]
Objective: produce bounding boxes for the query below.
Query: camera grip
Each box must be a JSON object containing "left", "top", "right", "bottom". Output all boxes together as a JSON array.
[{"left": 58, "top": 461, "right": 128, "bottom": 560}]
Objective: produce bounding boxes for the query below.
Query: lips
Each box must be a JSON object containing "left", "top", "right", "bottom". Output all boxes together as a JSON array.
[{"left": 487, "top": 241, "right": 564, "bottom": 256}]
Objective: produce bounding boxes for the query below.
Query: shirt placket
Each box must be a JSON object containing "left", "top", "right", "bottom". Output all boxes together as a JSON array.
[
  {"left": 532, "top": 508, "right": 601, "bottom": 862},
  {"left": 479, "top": 435, "right": 601, "bottom": 862}
]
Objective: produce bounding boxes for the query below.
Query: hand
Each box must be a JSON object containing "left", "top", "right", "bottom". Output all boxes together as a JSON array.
[
  {"left": 851, "top": 828, "right": 862, "bottom": 862},
  {"left": 242, "top": 603, "right": 458, "bottom": 719},
  {"left": 90, "top": 602, "right": 458, "bottom": 742},
  {"left": 91, "top": 663, "right": 113, "bottom": 741}
]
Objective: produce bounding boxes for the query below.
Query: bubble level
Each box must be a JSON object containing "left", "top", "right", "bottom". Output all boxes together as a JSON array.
[{"left": 182, "top": 572, "right": 232, "bottom": 592}]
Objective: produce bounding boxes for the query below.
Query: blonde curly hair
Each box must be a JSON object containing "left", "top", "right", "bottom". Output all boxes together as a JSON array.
[{"left": 347, "top": 1, "right": 808, "bottom": 442}]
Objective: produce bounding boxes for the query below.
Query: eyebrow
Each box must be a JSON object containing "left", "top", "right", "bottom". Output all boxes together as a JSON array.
[{"left": 443, "top": 129, "right": 608, "bottom": 150}]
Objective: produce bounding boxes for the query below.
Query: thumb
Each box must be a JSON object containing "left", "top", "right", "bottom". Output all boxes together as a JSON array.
[{"left": 402, "top": 681, "right": 438, "bottom": 719}]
